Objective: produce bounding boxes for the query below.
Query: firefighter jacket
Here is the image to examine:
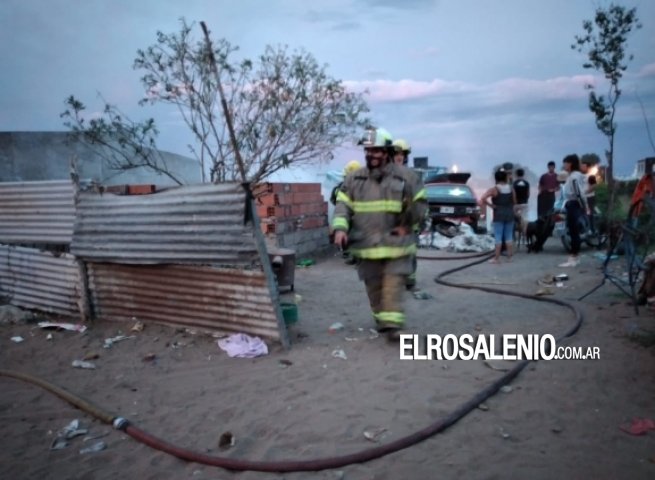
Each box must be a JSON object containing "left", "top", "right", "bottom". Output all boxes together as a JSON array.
[{"left": 332, "top": 162, "right": 427, "bottom": 260}]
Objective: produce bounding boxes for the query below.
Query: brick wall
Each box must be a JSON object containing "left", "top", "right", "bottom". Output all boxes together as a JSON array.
[{"left": 253, "top": 182, "right": 330, "bottom": 256}]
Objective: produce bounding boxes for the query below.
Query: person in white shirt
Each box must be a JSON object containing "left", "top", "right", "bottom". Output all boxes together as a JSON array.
[{"left": 559, "top": 154, "right": 587, "bottom": 267}]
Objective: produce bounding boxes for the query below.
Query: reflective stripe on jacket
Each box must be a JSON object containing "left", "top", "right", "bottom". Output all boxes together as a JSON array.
[{"left": 331, "top": 162, "right": 427, "bottom": 260}]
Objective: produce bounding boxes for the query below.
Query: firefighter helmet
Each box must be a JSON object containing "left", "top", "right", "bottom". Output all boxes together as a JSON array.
[
  {"left": 358, "top": 127, "right": 394, "bottom": 149},
  {"left": 344, "top": 160, "right": 361, "bottom": 175},
  {"left": 393, "top": 139, "right": 411, "bottom": 154}
]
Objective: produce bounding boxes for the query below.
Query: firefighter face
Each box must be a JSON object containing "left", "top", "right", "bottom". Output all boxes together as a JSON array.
[
  {"left": 393, "top": 151, "right": 406, "bottom": 166},
  {"left": 365, "top": 147, "right": 388, "bottom": 169}
]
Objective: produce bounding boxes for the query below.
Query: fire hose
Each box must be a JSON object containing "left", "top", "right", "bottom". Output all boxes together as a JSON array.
[{"left": 0, "top": 252, "right": 583, "bottom": 473}]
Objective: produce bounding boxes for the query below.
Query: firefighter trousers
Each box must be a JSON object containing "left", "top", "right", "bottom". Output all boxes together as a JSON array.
[{"left": 358, "top": 258, "right": 409, "bottom": 328}]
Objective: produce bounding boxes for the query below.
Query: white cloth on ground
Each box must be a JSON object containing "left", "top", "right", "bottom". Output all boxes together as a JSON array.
[{"left": 217, "top": 333, "right": 269, "bottom": 358}]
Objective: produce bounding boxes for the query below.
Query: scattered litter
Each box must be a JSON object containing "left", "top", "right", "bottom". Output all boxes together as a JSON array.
[
  {"left": 412, "top": 291, "right": 433, "bottom": 300},
  {"left": 10, "top": 336, "right": 24, "bottom": 343},
  {"left": 294, "top": 294, "right": 303, "bottom": 303},
  {"left": 554, "top": 274, "right": 569, "bottom": 282},
  {"left": 60, "top": 420, "right": 88, "bottom": 440},
  {"left": 83, "top": 432, "right": 110, "bottom": 442},
  {"left": 344, "top": 336, "right": 359, "bottom": 342},
  {"left": 217, "top": 333, "right": 268, "bottom": 358},
  {"left": 218, "top": 431, "right": 236, "bottom": 450},
  {"left": 103, "top": 335, "right": 135, "bottom": 349},
  {"left": 296, "top": 259, "right": 315, "bottom": 267},
  {"left": 79, "top": 441, "right": 106, "bottom": 454},
  {"left": 483, "top": 360, "right": 509, "bottom": 372},
  {"left": 537, "top": 274, "right": 555, "bottom": 287},
  {"left": 50, "top": 437, "right": 68, "bottom": 450},
  {"left": 83, "top": 352, "right": 100, "bottom": 361},
  {"left": 551, "top": 426, "right": 563, "bottom": 434},
  {"left": 51, "top": 420, "right": 89, "bottom": 450},
  {"left": 555, "top": 282, "right": 564, "bottom": 288},
  {"left": 368, "top": 329, "right": 379, "bottom": 340},
  {"left": 333, "top": 470, "right": 345, "bottom": 480},
  {"left": 535, "top": 287, "right": 554, "bottom": 296},
  {"left": 619, "top": 417, "right": 655, "bottom": 436},
  {"left": 478, "top": 403, "right": 489, "bottom": 411},
  {"left": 130, "top": 321, "right": 144, "bottom": 332},
  {"left": 363, "top": 427, "right": 388, "bottom": 443},
  {"left": 38, "top": 322, "right": 87, "bottom": 333},
  {"left": 278, "top": 359, "right": 293, "bottom": 367},
  {"left": 328, "top": 322, "right": 345, "bottom": 333},
  {"left": 142, "top": 353, "right": 157, "bottom": 362},
  {"left": 331, "top": 349, "right": 348, "bottom": 360},
  {"left": 71, "top": 360, "right": 96, "bottom": 369},
  {"left": 500, "top": 385, "right": 513, "bottom": 393},
  {"left": 499, "top": 428, "right": 511, "bottom": 440},
  {"left": 46, "top": 333, "right": 53, "bottom": 341}
]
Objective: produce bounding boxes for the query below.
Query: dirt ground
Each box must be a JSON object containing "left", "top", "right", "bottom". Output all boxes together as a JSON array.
[{"left": 1, "top": 239, "right": 654, "bottom": 480}]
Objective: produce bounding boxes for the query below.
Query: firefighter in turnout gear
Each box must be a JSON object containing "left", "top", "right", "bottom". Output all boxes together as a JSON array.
[
  {"left": 332, "top": 128, "right": 428, "bottom": 340},
  {"left": 392, "top": 139, "right": 421, "bottom": 290}
]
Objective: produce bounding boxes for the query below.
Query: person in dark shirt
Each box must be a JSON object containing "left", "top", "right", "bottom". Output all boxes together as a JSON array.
[
  {"left": 513, "top": 168, "right": 530, "bottom": 236},
  {"left": 538, "top": 161, "right": 559, "bottom": 218}
]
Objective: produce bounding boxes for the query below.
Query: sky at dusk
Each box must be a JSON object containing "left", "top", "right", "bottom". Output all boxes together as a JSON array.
[{"left": 1, "top": 0, "right": 654, "bottom": 185}]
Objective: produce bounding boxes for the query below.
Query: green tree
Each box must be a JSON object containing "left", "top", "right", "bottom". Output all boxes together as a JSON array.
[
  {"left": 63, "top": 19, "right": 369, "bottom": 184},
  {"left": 571, "top": 4, "right": 641, "bottom": 190}
]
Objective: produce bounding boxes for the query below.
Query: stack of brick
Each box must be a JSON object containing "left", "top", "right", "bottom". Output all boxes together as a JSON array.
[{"left": 253, "top": 183, "right": 330, "bottom": 256}]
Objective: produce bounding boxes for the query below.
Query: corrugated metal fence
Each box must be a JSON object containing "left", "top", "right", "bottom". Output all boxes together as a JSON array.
[
  {"left": 0, "top": 181, "right": 287, "bottom": 346},
  {"left": 0, "top": 180, "right": 75, "bottom": 245}
]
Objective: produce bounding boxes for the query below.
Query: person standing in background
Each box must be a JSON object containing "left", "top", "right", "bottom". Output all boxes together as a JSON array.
[
  {"left": 480, "top": 169, "right": 516, "bottom": 264},
  {"left": 538, "top": 161, "right": 559, "bottom": 218},
  {"left": 513, "top": 168, "right": 530, "bottom": 237},
  {"left": 559, "top": 154, "right": 587, "bottom": 268}
]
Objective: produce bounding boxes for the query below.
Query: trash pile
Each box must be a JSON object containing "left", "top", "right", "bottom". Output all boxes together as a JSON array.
[{"left": 419, "top": 223, "right": 494, "bottom": 253}]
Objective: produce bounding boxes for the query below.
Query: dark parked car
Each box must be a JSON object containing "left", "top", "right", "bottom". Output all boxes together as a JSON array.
[{"left": 424, "top": 173, "right": 484, "bottom": 233}]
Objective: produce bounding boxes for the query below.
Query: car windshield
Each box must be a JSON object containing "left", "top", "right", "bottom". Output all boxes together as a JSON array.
[{"left": 426, "top": 185, "right": 475, "bottom": 200}]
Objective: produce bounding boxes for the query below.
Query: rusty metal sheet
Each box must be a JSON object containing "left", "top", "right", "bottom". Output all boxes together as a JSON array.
[
  {"left": 87, "top": 263, "right": 282, "bottom": 340},
  {"left": 71, "top": 183, "right": 260, "bottom": 265},
  {"left": 0, "top": 180, "right": 75, "bottom": 245},
  {"left": 0, "top": 244, "right": 81, "bottom": 316}
]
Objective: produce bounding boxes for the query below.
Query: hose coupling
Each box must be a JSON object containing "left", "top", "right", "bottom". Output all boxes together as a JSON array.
[{"left": 112, "top": 417, "right": 129, "bottom": 430}]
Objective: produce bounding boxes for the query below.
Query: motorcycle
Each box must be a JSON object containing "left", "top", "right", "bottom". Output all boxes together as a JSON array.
[{"left": 552, "top": 205, "right": 607, "bottom": 252}]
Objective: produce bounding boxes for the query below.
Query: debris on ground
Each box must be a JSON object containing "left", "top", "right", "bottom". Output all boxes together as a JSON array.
[
  {"left": 79, "top": 441, "right": 107, "bottom": 454},
  {"left": 103, "top": 335, "right": 135, "bottom": 349},
  {"left": 217, "top": 333, "right": 268, "bottom": 358},
  {"left": 331, "top": 348, "right": 348, "bottom": 360},
  {"left": 38, "top": 322, "right": 87, "bottom": 333},
  {"left": 130, "top": 321, "right": 145, "bottom": 332},
  {"left": 619, "top": 417, "right": 655, "bottom": 436},
  {"left": 328, "top": 322, "right": 345, "bottom": 333},
  {"left": 218, "top": 431, "right": 236, "bottom": 450},
  {"left": 10, "top": 336, "right": 24, "bottom": 343},
  {"left": 418, "top": 223, "right": 494, "bottom": 253},
  {"left": 50, "top": 420, "right": 89, "bottom": 450},
  {"left": 412, "top": 291, "right": 433, "bottom": 300},
  {"left": 363, "top": 426, "right": 388, "bottom": 443},
  {"left": 71, "top": 360, "right": 96, "bottom": 369},
  {"left": 535, "top": 287, "right": 554, "bottom": 296}
]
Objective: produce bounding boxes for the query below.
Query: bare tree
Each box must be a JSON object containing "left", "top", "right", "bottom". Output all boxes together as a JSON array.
[
  {"left": 571, "top": 3, "right": 642, "bottom": 190},
  {"left": 62, "top": 19, "right": 369, "bottom": 185},
  {"left": 133, "top": 19, "right": 369, "bottom": 183},
  {"left": 60, "top": 95, "right": 185, "bottom": 185}
]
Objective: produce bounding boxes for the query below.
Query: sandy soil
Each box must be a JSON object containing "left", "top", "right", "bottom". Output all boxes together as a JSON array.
[{"left": 1, "top": 239, "right": 654, "bottom": 480}]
